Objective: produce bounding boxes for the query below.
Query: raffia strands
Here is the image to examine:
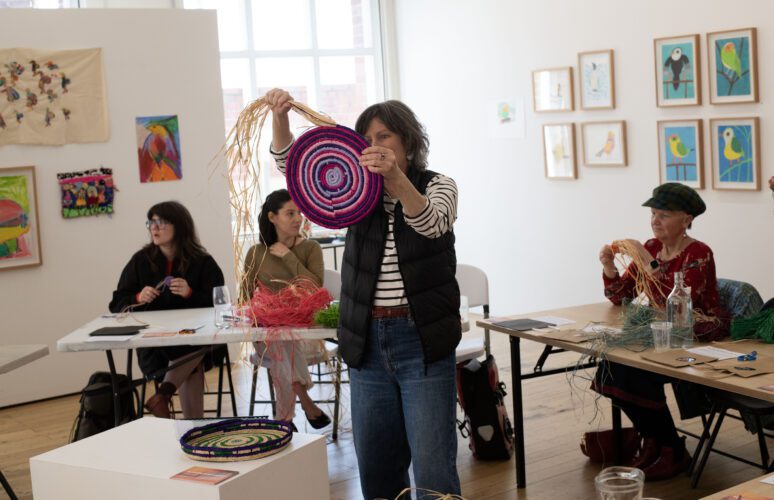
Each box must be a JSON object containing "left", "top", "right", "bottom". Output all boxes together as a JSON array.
[
  {"left": 394, "top": 488, "right": 466, "bottom": 500},
  {"left": 221, "top": 96, "right": 336, "bottom": 301},
  {"left": 245, "top": 277, "right": 333, "bottom": 328}
]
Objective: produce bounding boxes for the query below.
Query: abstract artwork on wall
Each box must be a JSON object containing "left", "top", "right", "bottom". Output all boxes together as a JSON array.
[
  {"left": 136, "top": 115, "right": 182, "bottom": 183},
  {"left": 578, "top": 50, "right": 615, "bottom": 110},
  {"left": 654, "top": 34, "right": 701, "bottom": 107},
  {"left": 657, "top": 119, "right": 704, "bottom": 189},
  {"left": 0, "top": 48, "right": 109, "bottom": 146},
  {"left": 57, "top": 167, "right": 115, "bottom": 218},
  {"left": 542, "top": 123, "right": 576, "bottom": 179},
  {"left": 707, "top": 27, "right": 758, "bottom": 104},
  {"left": 709, "top": 117, "right": 760, "bottom": 191},
  {"left": 532, "top": 67, "right": 574, "bottom": 112},
  {"left": 581, "top": 121, "right": 626, "bottom": 166},
  {"left": 0, "top": 166, "right": 41, "bottom": 270}
]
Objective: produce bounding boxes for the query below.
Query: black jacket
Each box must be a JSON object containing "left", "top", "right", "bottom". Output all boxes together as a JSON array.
[{"left": 338, "top": 167, "right": 460, "bottom": 368}]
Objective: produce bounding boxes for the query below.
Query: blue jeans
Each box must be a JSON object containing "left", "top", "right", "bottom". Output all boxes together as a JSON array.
[{"left": 350, "top": 317, "right": 460, "bottom": 500}]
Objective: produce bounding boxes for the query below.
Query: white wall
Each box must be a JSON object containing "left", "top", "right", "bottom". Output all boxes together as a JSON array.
[
  {"left": 0, "top": 9, "right": 234, "bottom": 406},
  {"left": 393, "top": 0, "right": 774, "bottom": 316}
]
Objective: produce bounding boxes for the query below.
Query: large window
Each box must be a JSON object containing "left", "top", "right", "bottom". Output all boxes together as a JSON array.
[{"left": 185, "top": 0, "right": 385, "bottom": 195}]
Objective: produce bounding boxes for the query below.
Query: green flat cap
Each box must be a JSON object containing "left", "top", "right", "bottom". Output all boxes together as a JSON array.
[{"left": 642, "top": 182, "right": 706, "bottom": 216}]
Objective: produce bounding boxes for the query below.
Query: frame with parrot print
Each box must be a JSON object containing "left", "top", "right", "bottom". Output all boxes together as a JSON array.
[
  {"left": 581, "top": 121, "right": 627, "bottom": 167},
  {"left": 707, "top": 28, "right": 758, "bottom": 104},
  {"left": 578, "top": 50, "right": 615, "bottom": 110},
  {"left": 542, "top": 123, "right": 577, "bottom": 179},
  {"left": 0, "top": 166, "right": 42, "bottom": 271},
  {"left": 709, "top": 117, "right": 760, "bottom": 191},
  {"left": 654, "top": 34, "right": 702, "bottom": 107},
  {"left": 532, "top": 67, "right": 574, "bottom": 112},
  {"left": 657, "top": 119, "right": 704, "bottom": 189}
]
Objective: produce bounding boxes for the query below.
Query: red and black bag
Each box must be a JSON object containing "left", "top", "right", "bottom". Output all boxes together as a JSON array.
[{"left": 456, "top": 355, "right": 514, "bottom": 460}]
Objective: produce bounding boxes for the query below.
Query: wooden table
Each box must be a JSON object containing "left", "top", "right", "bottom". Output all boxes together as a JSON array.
[
  {"left": 58, "top": 308, "right": 336, "bottom": 426},
  {"left": 700, "top": 472, "right": 774, "bottom": 499},
  {"left": 477, "top": 302, "right": 774, "bottom": 489},
  {"left": 1, "top": 344, "right": 49, "bottom": 500}
]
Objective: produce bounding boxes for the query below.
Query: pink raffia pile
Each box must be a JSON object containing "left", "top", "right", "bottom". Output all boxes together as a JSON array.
[{"left": 244, "top": 277, "right": 333, "bottom": 327}]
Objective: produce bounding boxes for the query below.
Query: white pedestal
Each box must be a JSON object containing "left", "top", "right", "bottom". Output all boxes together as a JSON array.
[{"left": 30, "top": 418, "right": 330, "bottom": 500}]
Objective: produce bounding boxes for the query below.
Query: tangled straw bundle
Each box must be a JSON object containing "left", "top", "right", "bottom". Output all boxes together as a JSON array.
[
  {"left": 222, "top": 96, "right": 336, "bottom": 290},
  {"left": 244, "top": 277, "right": 333, "bottom": 328}
]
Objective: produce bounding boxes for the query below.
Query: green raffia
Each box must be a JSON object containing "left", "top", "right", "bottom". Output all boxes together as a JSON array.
[
  {"left": 314, "top": 302, "right": 339, "bottom": 328},
  {"left": 731, "top": 308, "right": 774, "bottom": 343},
  {"left": 602, "top": 301, "right": 658, "bottom": 350}
]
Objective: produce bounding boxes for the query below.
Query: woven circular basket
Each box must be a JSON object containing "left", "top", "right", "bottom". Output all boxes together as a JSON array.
[
  {"left": 179, "top": 418, "right": 293, "bottom": 462},
  {"left": 286, "top": 125, "right": 382, "bottom": 229}
]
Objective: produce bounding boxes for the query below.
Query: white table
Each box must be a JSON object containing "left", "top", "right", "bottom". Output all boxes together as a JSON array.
[
  {"left": 58, "top": 308, "right": 337, "bottom": 425},
  {"left": 1, "top": 344, "right": 49, "bottom": 500},
  {"left": 30, "top": 417, "right": 330, "bottom": 500},
  {"left": 0, "top": 344, "right": 49, "bottom": 374}
]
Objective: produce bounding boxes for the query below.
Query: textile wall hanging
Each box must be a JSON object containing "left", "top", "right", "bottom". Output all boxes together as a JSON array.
[
  {"left": 57, "top": 167, "right": 115, "bottom": 218},
  {"left": 136, "top": 115, "right": 182, "bottom": 183},
  {"left": 0, "top": 48, "right": 109, "bottom": 145},
  {"left": 0, "top": 165, "right": 41, "bottom": 270}
]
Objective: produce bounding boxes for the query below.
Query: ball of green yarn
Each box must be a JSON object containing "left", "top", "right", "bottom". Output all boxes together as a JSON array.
[{"left": 314, "top": 302, "right": 339, "bottom": 328}]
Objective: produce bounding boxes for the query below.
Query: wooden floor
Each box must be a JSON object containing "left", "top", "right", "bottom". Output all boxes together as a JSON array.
[{"left": 1, "top": 314, "right": 772, "bottom": 499}]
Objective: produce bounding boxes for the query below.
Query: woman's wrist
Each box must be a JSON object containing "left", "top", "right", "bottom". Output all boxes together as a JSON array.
[{"left": 603, "top": 266, "right": 618, "bottom": 278}]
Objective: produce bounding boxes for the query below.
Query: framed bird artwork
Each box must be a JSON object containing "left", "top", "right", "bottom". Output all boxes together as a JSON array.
[
  {"left": 581, "top": 121, "right": 627, "bottom": 167},
  {"left": 707, "top": 28, "right": 758, "bottom": 104},
  {"left": 578, "top": 50, "right": 615, "bottom": 110},
  {"left": 657, "top": 119, "right": 704, "bottom": 189},
  {"left": 0, "top": 166, "right": 42, "bottom": 271},
  {"left": 135, "top": 115, "right": 183, "bottom": 183},
  {"left": 709, "top": 117, "right": 760, "bottom": 191},
  {"left": 654, "top": 34, "right": 701, "bottom": 107},
  {"left": 542, "top": 123, "right": 577, "bottom": 179},
  {"left": 532, "top": 67, "right": 574, "bottom": 112}
]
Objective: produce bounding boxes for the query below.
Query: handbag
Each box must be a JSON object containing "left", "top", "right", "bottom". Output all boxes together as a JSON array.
[{"left": 580, "top": 427, "right": 640, "bottom": 463}]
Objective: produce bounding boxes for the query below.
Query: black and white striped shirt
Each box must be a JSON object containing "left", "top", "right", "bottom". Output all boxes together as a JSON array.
[{"left": 272, "top": 140, "right": 458, "bottom": 306}]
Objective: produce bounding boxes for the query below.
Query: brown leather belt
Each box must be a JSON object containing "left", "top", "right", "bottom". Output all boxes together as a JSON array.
[{"left": 371, "top": 305, "right": 411, "bottom": 319}]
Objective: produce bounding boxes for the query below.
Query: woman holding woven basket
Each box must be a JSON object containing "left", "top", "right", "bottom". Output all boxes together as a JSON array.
[
  {"left": 594, "top": 183, "right": 730, "bottom": 481},
  {"left": 240, "top": 188, "right": 330, "bottom": 430},
  {"left": 266, "top": 88, "right": 461, "bottom": 499}
]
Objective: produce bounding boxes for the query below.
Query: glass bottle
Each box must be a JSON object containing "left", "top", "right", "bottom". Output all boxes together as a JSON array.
[{"left": 667, "top": 272, "right": 694, "bottom": 348}]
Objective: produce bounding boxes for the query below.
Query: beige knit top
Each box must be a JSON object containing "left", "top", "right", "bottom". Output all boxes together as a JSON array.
[{"left": 240, "top": 238, "right": 324, "bottom": 301}]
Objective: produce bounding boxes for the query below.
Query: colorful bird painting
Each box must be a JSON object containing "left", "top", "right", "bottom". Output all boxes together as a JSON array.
[
  {"left": 720, "top": 42, "right": 743, "bottom": 79},
  {"left": 596, "top": 131, "right": 616, "bottom": 157},
  {"left": 722, "top": 128, "right": 744, "bottom": 168},
  {"left": 0, "top": 199, "right": 30, "bottom": 259},
  {"left": 138, "top": 116, "right": 182, "bottom": 182},
  {"left": 664, "top": 47, "right": 690, "bottom": 91},
  {"left": 668, "top": 134, "right": 691, "bottom": 165}
]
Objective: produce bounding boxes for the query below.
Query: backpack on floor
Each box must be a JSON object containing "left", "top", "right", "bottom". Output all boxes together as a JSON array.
[
  {"left": 456, "top": 355, "right": 514, "bottom": 460},
  {"left": 70, "top": 371, "right": 138, "bottom": 442}
]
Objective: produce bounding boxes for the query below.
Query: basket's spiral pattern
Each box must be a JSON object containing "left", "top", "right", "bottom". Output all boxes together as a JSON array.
[
  {"left": 180, "top": 418, "right": 293, "bottom": 462},
  {"left": 286, "top": 125, "right": 382, "bottom": 229}
]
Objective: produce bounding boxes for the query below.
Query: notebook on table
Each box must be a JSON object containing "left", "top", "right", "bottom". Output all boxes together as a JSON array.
[
  {"left": 491, "top": 318, "right": 555, "bottom": 331},
  {"left": 88, "top": 325, "right": 148, "bottom": 337}
]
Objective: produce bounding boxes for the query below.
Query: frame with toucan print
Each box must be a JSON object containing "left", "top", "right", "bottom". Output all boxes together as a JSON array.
[{"left": 654, "top": 34, "right": 701, "bottom": 107}]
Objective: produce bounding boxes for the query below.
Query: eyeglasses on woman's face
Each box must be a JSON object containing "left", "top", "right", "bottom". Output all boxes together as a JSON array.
[{"left": 145, "top": 218, "right": 170, "bottom": 230}]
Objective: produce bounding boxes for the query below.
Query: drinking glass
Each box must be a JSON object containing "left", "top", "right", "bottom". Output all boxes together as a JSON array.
[
  {"left": 213, "top": 286, "right": 232, "bottom": 328},
  {"left": 594, "top": 466, "right": 644, "bottom": 500}
]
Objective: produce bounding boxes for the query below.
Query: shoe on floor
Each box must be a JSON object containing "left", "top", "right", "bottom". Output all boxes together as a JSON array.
[
  {"left": 144, "top": 392, "right": 172, "bottom": 419},
  {"left": 629, "top": 437, "right": 660, "bottom": 470},
  {"left": 642, "top": 441, "right": 691, "bottom": 481},
  {"left": 306, "top": 409, "right": 331, "bottom": 429}
]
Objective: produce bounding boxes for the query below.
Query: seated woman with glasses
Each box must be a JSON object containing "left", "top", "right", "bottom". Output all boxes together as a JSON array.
[
  {"left": 240, "top": 189, "right": 330, "bottom": 430},
  {"left": 109, "top": 201, "right": 226, "bottom": 419}
]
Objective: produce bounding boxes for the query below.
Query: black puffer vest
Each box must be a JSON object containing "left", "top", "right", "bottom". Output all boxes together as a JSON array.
[{"left": 338, "top": 167, "right": 461, "bottom": 368}]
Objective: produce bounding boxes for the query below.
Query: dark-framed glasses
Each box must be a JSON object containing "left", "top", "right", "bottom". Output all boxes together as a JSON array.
[{"left": 145, "top": 218, "right": 169, "bottom": 230}]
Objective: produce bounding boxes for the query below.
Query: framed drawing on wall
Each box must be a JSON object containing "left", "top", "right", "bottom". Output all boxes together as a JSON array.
[
  {"left": 578, "top": 50, "right": 615, "bottom": 110},
  {"left": 707, "top": 27, "right": 758, "bottom": 104},
  {"left": 657, "top": 119, "right": 704, "bottom": 189},
  {"left": 532, "top": 67, "right": 574, "bottom": 112},
  {"left": 0, "top": 166, "right": 42, "bottom": 271},
  {"left": 654, "top": 34, "right": 701, "bottom": 107},
  {"left": 581, "top": 121, "right": 627, "bottom": 166},
  {"left": 542, "top": 123, "right": 577, "bottom": 179},
  {"left": 709, "top": 117, "right": 760, "bottom": 191}
]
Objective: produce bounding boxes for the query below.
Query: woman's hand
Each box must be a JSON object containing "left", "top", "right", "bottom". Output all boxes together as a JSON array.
[
  {"left": 359, "top": 146, "right": 404, "bottom": 182},
  {"left": 265, "top": 88, "right": 293, "bottom": 116},
  {"left": 599, "top": 244, "right": 615, "bottom": 268},
  {"left": 269, "top": 242, "right": 291, "bottom": 258},
  {"left": 169, "top": 278, "right": 192, "bottom": 298},
  {"left": 137, "top": 286, "right": 160, "bottom": 304}
]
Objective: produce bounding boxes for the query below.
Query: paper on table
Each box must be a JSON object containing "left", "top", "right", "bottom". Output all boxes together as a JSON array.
[
  {"left": 686, "top": 346, "right": 744, "bottom": 361},
  {"left": 760, "top": 473, "right": 774, "bottom": 485},
  {"left": 531, "top": 316, "right": 576, "bottom": 327},
  {"left": 582, "top": 323, "right": 622, "bottom": 335},
  {"left": 84, "top": 335, "right": 135, "bottom": 342}
]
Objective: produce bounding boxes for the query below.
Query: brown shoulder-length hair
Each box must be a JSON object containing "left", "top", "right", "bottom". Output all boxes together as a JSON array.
[
  {"left": 143, "top": 201, "right": 208, "bottom": 273},
  {"left": 355, "top": 100, "right": 430, "bottom": 170}
]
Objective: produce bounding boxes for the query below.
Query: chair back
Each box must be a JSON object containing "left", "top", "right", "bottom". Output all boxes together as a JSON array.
[
  {"left": 717, "top": 278, "right": 763, "bottom": 319},
  {"left": 457, "top": 264, "right": 489, "bottom": 308},
  {"left": 324, "top": 269, "right": 342, "bottom": 300}
]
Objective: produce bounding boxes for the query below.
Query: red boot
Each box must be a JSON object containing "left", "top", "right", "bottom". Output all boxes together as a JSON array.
[
  {"left": 629, "top": 437, "right": 660, "bottom": 470},
  {"left": 642, "top": 439, "right": 691, "bottom": 481}
]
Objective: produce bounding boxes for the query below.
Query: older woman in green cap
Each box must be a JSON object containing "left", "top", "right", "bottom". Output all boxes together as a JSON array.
[{"left": 592, "top": 183, "right": 730, "bottom": 481}]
